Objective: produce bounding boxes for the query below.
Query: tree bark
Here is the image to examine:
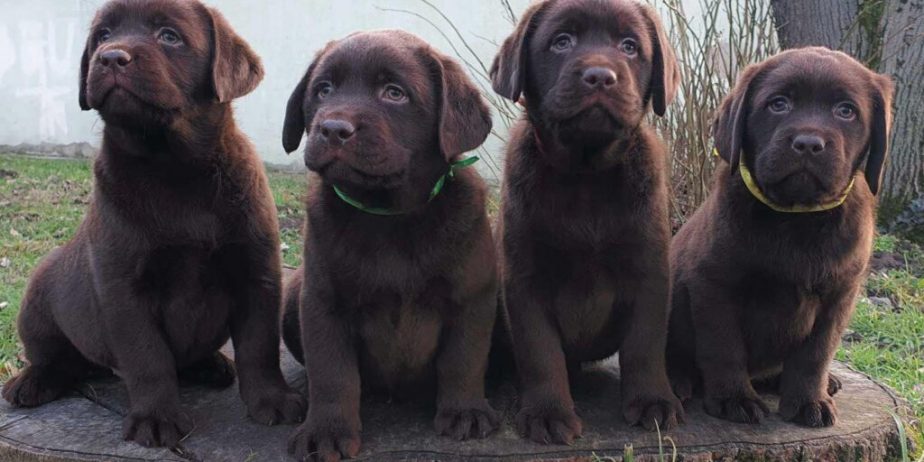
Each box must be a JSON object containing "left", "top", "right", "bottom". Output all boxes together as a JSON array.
[
  {"left": 769, "top": 0, "right": 871, "bottom": 59},
  {"left": 879, "top": 0, "right": 924, "bottom": 219},
  {"left": 770, "top": 0, "right": 924, "bottom": 234}
]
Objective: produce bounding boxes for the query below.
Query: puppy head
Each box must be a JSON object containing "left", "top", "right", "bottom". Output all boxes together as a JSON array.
[
  {"left": 79, "top": 0, "right": 263, "bottom": 128},
  {"left": 714, "top": 47, "right": 894, "bottom": 206},
  {"left": 491, "top": 0, "right": 678, "bottom": 155},
  {"left": 282, "top": 30, "right": 492, "bottom": 192}
]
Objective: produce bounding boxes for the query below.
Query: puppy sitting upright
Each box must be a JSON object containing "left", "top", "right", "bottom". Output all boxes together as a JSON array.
[
  {"left": 2, "top": 0, "right": 304, "bottom": 448},
  {"left": 667, "top": 47, "right": 894, "bottom": 427},
  {"left": 281, "top": 30, "right": 497, "bottom": 461},
  {"left": 491, "top": 0, "right": 683, "bottom": 444}
]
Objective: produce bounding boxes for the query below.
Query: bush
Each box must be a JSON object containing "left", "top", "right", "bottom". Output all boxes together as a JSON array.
[
  {"left": 390, "top": 0, "right": 780, "bottom": 227},
  {"left": 651, "top": 0, "right": 778, "bottom": 229}
]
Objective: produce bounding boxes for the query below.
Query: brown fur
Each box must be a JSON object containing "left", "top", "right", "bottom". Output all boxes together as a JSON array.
[
  {"left": 280, "top": 30, "right": 498, "bottom": 462},
  {"left": 490, "top": 0, "right": 683, "bottom": 445},
  {"left": 2, "top": 0, "right": 305, "bottom": 448},
  {"left": 666, "top": 47, "right": 894, "bottom": 427}
]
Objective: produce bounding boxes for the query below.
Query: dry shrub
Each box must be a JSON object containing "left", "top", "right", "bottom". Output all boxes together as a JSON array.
[
  {"left": 385, "top": 0, "right": 780, "bottom": 227},
  {"left": 651, "top": 0, "right": 778, "bottom": 230}
]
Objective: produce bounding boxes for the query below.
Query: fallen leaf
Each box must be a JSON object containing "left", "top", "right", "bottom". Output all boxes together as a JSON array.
[{"left": 10, "top": 228, "right": 21, "bottom": 238}]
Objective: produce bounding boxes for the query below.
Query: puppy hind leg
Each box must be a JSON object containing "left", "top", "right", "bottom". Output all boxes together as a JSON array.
[
  {"left": 3, "top": 296, "right": 93, "bottom": 407},
  {"left": 485, "top": 302, "right": 515, "bottom": 388},
  {"left": 826, "top": 373, "right": 842, "bottom": 396},
  {"left": 666, "top": 282, "right": 698, "bottom": 402},
  {"left": 566, "top": 360, "right": 582, "bottom": 383},
  {"left": 178, "top": 351, "right": 236, "bottom": 389},
  {"left": 666, "top": 358, "right": 698, "bottom": 403},
  {"left": 281, "top": 267, "right": 305, "bottom": 365}
]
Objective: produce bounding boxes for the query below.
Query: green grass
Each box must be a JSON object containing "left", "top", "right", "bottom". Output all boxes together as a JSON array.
[
  {"left": 838, "top": 236, "right": 924, "bottom": 457},
  {"left": 1, "top": 154, "right": 922, "bottom": 458},
  {"left": 266, "top": 168, "right": 307, "bottom": 268},
  {"left": 0, "top": 155, "right": 93, "bottom": 376}
]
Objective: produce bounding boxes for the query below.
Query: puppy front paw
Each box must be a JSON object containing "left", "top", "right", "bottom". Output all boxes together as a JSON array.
[
  {"left": 2, "top": 366, "right": 69, "bottom": 407},
  {"left": 703, "top": 391, "right": 769, "bottom": 424},
  {"left": 780, "top": 394, "right": 837, "bottom": 427},
  {"left": 434, "top": 399, "right": 499, "bottom": 440},
  {"left": 622, "top": 392, "right": 685, "bottom": 431},
  {"left": 287, "top": 413, "right": 361, "bottom": 462},
  {"left": 516, "top": 399, "right": 583, "bottom": 445},
  {"left": 245, "top": 385, "right": 306, "bottom": 425},
  {"left": 122, "top": 408, "right": 193, "bottom": 448}
]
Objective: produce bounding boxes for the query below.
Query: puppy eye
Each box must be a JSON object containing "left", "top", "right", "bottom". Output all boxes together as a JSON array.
[
  {"left": 316, "top": 82, "right": 334, "bottom": 99},
  {"left": 382, "top": 84, "right": 408, "bottom": 103},
  {"left": 834, "top": 102, "right": 858, "bottom": 121},
  {"left": 157, "top": 28, "right": 182, "bottom": 46},
  {"left": 619, "top": 38, "right": 638, "bottom": 56},
  {"left": 97, "top": 28, "right": 112, "bottom": 45},
  {"left": 767, "top": 96, "right": 792, "bottom": 114},
  {"left": 551, "top": 33, "right": 576, "bottom": 53}
]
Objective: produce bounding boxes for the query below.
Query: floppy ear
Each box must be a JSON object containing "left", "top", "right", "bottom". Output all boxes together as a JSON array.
[
  {"left": 207, "top": 7, "right": 264, "bottom": 103},
  {"left": 713, "top": 64, "right": 762, "bottom": 173},
  {"left": 490, "top": 1, "right": 548, "bottom": 102},
  {"left": 282, "top": 67, "right": 312, "bottom": 154},
  {"left": 78, "top": 36, "right": 91, "bottom": 111},
  {"left": 639, "top": 4, "right": 680, "bottom": 117},
  {"left": 282, "top": 45, "right": 331, "bottom": 154},
  {"left": 431, "top": 52, "right": 493, "bottom": 160},
  {"left": 864, "top": 75, "right": 894, "bottom": 195}
]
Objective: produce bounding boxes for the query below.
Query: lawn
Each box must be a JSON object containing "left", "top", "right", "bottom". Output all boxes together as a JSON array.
[{"left": 1, "top": 153, "right": 922, "bottom": 456}]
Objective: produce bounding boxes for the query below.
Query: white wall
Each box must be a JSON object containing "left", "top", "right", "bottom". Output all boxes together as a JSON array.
[
  {"left": 0, "top": 0, "right": 706, "bottom": 174},
  {"left": 0, "top": 0, "right": 529, "bottom": 170}
]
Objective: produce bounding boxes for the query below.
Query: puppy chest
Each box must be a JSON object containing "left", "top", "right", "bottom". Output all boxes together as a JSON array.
[
  {"left": 555, "top": 269, "right": 623, "bottom": 356},
  {"left": 139, "top": 249, "right": 234, "bottom": 354},
  {"left": 357, "top": 301, "right": 443, "bottom": 389},
  {"left": 739, "top": 283, "right": 820, "bottom": 364}
]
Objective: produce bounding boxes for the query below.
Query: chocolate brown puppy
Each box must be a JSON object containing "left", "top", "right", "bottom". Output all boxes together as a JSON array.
[
  {"left": 281, "top": 30, "right": 498, "bottom": 461},
  {"left": 1, "top": 0, "right": 305, "bottom": 448},
  {"left": 666, "top": 47, "right": 893, "bottom": 427},
  {"left": 490, "top": 0, "right": 683, "bottom": 444}
]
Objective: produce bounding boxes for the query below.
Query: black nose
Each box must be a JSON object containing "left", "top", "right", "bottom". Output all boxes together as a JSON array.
[
  {"left": 319, "top": 120, "right": 356, "bottom": 144},
  {"left": 99, "top": 49, "right": 132, "bottom": 68},
  {"left": 792, "top": 134, "right": 826, "bottom": 155},
  {"left": 582, "top": 67, "right": 617, "bottom": 90}
]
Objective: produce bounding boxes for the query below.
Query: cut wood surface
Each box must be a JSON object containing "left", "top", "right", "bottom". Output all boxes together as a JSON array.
[
  {"left": 0, "top": 269, "right": 908, "bottom": 462},
  {"left": 0, "top": 351, "right": 908, "bottom": 462}
]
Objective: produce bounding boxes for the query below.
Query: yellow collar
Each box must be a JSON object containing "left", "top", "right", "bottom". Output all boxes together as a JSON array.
[{"left": 714, "top": 148, "right": 855, "bottom": 213}]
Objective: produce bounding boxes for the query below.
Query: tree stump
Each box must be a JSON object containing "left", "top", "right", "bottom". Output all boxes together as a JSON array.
[{"left": 0, "top": 349, "right": 909, "bottom": 462}]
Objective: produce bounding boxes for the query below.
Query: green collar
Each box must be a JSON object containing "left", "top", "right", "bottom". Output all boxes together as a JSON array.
[{"left": 331, "top": 156, "right": 480, "bottom": 216}]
